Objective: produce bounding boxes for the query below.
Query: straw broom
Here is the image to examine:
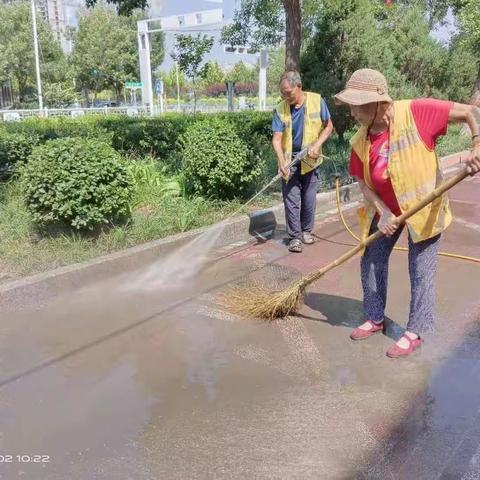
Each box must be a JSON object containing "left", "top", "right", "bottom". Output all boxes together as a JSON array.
[{"left": 227, "top": 167, "right": 472, "bottom": 321}]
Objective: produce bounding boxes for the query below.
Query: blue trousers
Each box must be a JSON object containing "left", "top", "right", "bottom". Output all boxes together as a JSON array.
[
  {"left": 361, "top": 217, "right": 441, "bottom": 334},
  {"left": 281, "top": 165, "right": 319, "bottom": 240}
]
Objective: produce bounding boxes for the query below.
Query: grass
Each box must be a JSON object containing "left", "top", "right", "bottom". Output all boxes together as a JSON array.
[{"left": 0, "top": 177, "right": 281, "bottom": 282}]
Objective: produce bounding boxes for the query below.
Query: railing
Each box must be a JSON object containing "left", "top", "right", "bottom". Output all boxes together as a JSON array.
[{"left": 0, "top": 103, "right": 274, "bottom": 121}]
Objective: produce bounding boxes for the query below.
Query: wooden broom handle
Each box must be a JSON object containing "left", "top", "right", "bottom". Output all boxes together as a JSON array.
[{"left": 303, "top": 168, "right": 471, "bottom": 285}]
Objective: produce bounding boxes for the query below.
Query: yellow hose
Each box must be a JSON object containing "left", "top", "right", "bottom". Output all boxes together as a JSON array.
[{"left": 335, "top": 178, "right": 480, "bottom": 264}]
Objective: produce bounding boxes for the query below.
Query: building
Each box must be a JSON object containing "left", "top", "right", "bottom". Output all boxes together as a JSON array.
[
  {"left": 149, "top": 0, "right": 257, "bottom": 71},
  {"left": 35, "top": 0, "right": 68, "bottom": 52}
]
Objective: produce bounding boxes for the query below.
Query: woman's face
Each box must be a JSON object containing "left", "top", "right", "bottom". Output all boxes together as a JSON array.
[{"left": 349, "top": 103, "right": 378, "bottom": 126}]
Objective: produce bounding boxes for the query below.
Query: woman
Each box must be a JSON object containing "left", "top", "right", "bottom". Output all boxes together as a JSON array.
[{"left": 334, "top": 68, "right": 480, "bottom": 358}]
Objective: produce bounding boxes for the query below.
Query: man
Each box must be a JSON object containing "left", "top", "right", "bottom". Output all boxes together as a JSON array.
[{"left": 272, "top": 71, "right": 334, "bottom": 253}]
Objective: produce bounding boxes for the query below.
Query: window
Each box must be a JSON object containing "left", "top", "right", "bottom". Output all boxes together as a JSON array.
[
  {"left": 178, "top": 15, "right": 185, "bottom": 26},
  {"left": 195, "top": 13, "right": 202, "bottom": 24}
]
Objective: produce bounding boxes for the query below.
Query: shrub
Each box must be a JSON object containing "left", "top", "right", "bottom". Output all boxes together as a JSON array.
[
  {"left": 2, "top": 112, "right": 274, "bottom": 177},
  {"left": 179, "top": 117, "right": 264, "bottom": 199},
  {"left": 203, "top": 83, "right": 227, "bottom": 97},
  {"left": 20, "top": 138, "right": 133, "bottom": 230},
  {"left": 0, "top": 132, "right": 40, "bottom": 179}
]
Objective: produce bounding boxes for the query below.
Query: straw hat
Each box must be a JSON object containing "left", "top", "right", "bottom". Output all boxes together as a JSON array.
[{"left": 334, "top": 69, "right": 392, "bottom": 106}]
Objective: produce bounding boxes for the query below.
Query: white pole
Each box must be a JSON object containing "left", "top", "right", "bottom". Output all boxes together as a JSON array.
[
  {"left": 159, "top": 94, "right": 164, "bottom": 114},
  {"left": 259, "top": 48, "right": 268, "bottom": 112},
  {"left": 175, "top": 61, "right": 180, "bottom": 112},
  {"left": 31, "top": 0, "right": 43, "bottom": 111}
]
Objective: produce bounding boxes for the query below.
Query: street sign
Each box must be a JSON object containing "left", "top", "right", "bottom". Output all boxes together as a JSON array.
[
  {"left": 155, "top": 79, "right": 164, "bottom": 95},
  {"left": 125, "top": 81, "right": 142, "bottom": 88}
]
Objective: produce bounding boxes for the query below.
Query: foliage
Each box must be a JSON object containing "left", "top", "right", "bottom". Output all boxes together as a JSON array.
[
  {"left": 301, "top": 0, "right": 471, "bottom": 140},
  {"left": 85, "top": 0, "right": 147, "bottom": 16},
  {"left": 171, "top": 34, "right": 214, "bottom": 111},
  {"left": 71, "top": 6, "right": 164, "bottom": 104},
  {"left": 127, "top": 156, "right": 181, "bottom": 201},
  {"left": 1, "top": 112, "right": 273, "bottom": 172},
  {"left": 267, "top": 47, "right": 286, "bottom": 95},
  {"left": 43, "top": 82, "right": 77, "bottom": 108},
  {"left": 225, "top": 61, "right": 257, "bottom": 84},
  {"left": 221, "top": 0, "right": 321, "bottom": 69},
  {"left": 179, "top": 117, "right": 264, "bottom": 199},
  {"left": 0, "top": 2, "right": 66, "bottom": 105},
  {"left": 0, "top": 132, "right": 40, "bottom": 180},
  {"left": 20, "top": 138, "right": 133, "bottom": 230},
  {"left": 200, "top": 61, "right": 225, "bottom": 87}
]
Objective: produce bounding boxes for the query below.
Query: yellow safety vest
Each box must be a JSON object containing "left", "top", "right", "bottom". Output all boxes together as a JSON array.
[
  {"left": 276, "top": 92, "right": 325, "bottom": 175},
  {"left": 351, "top": 100, "right": 452, "bottom": 244}
]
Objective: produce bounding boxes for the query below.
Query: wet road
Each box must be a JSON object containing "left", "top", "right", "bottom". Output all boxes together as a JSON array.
[{"left": 1, "top": 175, "right": 479, "bottom": 479}]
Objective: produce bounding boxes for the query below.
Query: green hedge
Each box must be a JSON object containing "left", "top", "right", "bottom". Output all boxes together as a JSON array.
[
  {"left": 2, "top": 112, "right": 273, "bottom": 170},
  {"left": 180, "top": 116, "right": 265, "bottom": 199},
  {"left": 0, "top": 131, "right": 40, "bottom": 180}
]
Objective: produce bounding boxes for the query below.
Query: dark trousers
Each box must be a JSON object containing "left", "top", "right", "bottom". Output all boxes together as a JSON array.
[
  {"left": 361, "top": 217, "right": 441, "bottom": 334},
  {"left": 281, "top": 165, "right": 319, "bottom": 240}
]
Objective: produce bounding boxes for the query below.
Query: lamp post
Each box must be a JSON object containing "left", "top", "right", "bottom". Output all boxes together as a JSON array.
[{"left": 31, "top": 0, "right": 43, "bottom": 110}]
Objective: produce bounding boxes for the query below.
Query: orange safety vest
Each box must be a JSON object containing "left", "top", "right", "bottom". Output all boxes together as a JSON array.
[{"left": 351, "top": 100, "right": 452, "bottom": 244}]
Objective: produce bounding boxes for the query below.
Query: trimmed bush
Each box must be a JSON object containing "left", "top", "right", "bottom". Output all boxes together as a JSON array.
[
  {"left": 2, "top": 112, "right": 273, "bottom": 169},
  {"left": 180, "top": 117, "right": 264, "bottom": 199},
  {"left": 20, "top": 138, "right": 133, "bottom": 230},
  {"left": 0, "top": 132, "right": 40, "bottom": 179}
]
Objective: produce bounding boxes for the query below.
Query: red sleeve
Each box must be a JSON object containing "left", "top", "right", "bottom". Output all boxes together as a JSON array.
[
  {"left": 349, "top": 150, "right": 364, "bottom": 180},
  {"left": 411, "top": 98, "right": 453, "bottom": 150}
]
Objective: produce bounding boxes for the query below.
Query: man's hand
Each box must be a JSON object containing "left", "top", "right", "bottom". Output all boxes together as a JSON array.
[
  {"left": 278, "top": 164, "right": 289, "bottom": 178},
  {"left": 378, "top": 208, "right": 398, "bottom": 237},
  {"left": 307, "top": 142, "right": 322, "bottom": 159},
  {"left": 466, "top": 143, "right": 480, "bottom": 175}
]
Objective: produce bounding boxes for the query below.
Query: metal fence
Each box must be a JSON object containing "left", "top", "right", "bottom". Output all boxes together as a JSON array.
[{"left": 0, "top": 102, "right": 274, "bottom": 122}]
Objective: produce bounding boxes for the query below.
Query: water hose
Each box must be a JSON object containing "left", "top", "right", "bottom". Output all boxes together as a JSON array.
[{"left": 334, "top": 177, "right": 480, "bottom": 264}]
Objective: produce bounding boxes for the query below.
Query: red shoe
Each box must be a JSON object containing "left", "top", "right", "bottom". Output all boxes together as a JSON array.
[
  {"left": 386, "top": 335, "right": 423, "bottom": 358},
  {"left": 350, "top": 320, "right": 386, "bottom": 341}
]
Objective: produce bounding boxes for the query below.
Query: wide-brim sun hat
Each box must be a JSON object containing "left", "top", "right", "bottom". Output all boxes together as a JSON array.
[{"left": 334, "top": 68, "right": 392, "bottom": 106}]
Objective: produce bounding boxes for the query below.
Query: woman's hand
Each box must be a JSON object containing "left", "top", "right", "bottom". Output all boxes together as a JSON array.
[
  {"left": 466, "top": 143, "right": 480, "bottom": 176},
  {"left": 378, "top": 208, "right": 398, "bottom": 237}
]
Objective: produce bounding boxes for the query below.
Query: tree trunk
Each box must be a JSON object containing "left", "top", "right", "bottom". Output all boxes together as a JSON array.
[
  {"left": 193, "top": 77, "right": 197, "bottom": 114},
  {"left": 114, "top": 84, "right": 122, "bottom": 105},
  {"left": 283, "top": 0, "right": 302, "bottom": 71}
]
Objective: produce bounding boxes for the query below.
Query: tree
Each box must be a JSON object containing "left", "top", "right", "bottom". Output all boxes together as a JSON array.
[
  {"left": 86, "top": 0, "right": 146, "bottom": 16},
  {"left": 71, "top": 7, "right": 164, "bottom": 104},
  {"left": 266, "top": 47, "right": 285, "bottom": 94},
  {"left": 170, "top": 34, "right": 214, "bottom": 112},
  {"left": 0, "top": 1, "right": 66, "bottom": 106},
  {"left": 301, "top": 0, "right": 455, "bottom": 140},
  {"left": 457, "top": 0, "right": 480, "bottom": 103},
  {"left": 221, "top": 0, "right": 321, "bottom": 71},
  {"left": 200, "top": 61, "right": 225, "bottom": 87},
  {"left": 157, "top": 66, "right": 186, "bottom": 98},
  {"left": 225, "top": 61, "right": 257, "bottom": 83}
]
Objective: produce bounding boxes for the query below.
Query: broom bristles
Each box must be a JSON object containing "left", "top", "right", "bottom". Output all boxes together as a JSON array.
[{"left": 225, "top": 279, "right": 307, "bottom": 321}]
